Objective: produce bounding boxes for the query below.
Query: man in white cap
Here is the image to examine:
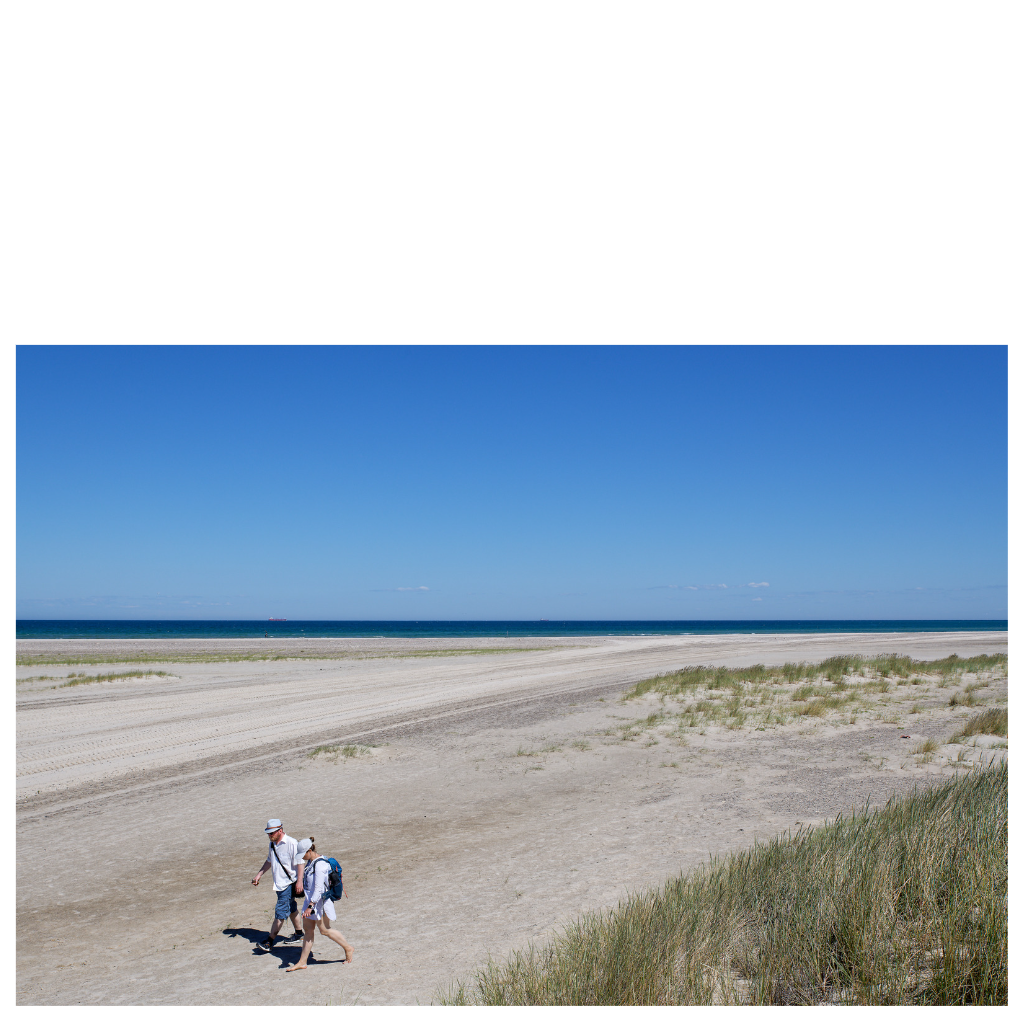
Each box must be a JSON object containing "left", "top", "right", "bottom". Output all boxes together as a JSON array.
[{"left": 251, "top": 819, "right": 304, "bottom": 950}]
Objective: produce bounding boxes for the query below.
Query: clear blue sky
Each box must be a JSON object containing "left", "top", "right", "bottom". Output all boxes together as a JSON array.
[{"left": 16, "top": 345, "right": 1007, "bottom": 620}]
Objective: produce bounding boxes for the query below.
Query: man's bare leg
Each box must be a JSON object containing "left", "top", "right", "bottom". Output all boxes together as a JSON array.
[
  {"left": 286, "top": 919, "right": 317, "bottom": 971},
  {"left": 316, "top": 916, "right": 354, "bottom": 962}
]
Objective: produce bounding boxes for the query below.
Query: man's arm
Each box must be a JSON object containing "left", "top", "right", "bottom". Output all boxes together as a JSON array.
[{"left": 252, "top": 857, "right": 272, "bottom": 885}]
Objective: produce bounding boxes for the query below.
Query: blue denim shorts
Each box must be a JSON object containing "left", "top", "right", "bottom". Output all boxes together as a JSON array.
[{"left": 274, "top": 884, "right": 296, "bottom": 921}]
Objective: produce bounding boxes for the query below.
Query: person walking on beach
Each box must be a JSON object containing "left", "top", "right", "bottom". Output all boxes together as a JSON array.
[
  {"left": 251, "top": 819, "right": 304, "bottom": 950},
  {"left": 286, "top": 837, "right": 354, "bottom": 971}
]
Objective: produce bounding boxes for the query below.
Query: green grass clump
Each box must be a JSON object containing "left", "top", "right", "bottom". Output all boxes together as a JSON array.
[
  {"left": 819, "top": 655, "right": 862, "bottom": 682},
  {"left": 780, "top": 662, "right": 808, "bottom": 683},
  {"left": 949, "top": 690, "right": 979, "bottom": 708},
  {"left": 309, "top": 744, "right": 341, "bottom": 757},
  {"left": 799, "top": 695, "right": 849, "bottom": 717},
  {"left": 951, "top": 709, "right": 1007, "bottom": 742},
  {"left": 308, "top": 743, "right": 366, "bottom": 758},
  {"left": 441, "top": 765, "right": 1007, "bottom": 1005}
]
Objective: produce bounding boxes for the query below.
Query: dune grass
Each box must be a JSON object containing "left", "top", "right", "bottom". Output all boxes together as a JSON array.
[
  {"left": 56, "top": 670, "right": 170, "bottom": 687},
  {"left": 624, "top": 654, "right": 1006, "bottom": 702},
  {"left": 949, "top": 690, "right": 980, "bottom": 708},
  {"left": 17, "top": 651, "right": 336, "bottom": 666},
  {"left": 307, "top": 743, "right": 367, "bottom": 758},
  {"left": 950, "top": 709, "right": 1008, "bottom": 742},
  {"left": 440, "top": 763, "right": 1007, "bottom": 1005},
  {"left": 16, "top": 647, "right": 548, "bottom": 667},
  {"left": 563, "top": 653, "right": 1007, "bottom": 748}
]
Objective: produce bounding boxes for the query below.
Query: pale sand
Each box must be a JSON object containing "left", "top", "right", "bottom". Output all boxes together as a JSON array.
[{"left": 16, "top": 631, "right": 1007, "bottom": 1004}]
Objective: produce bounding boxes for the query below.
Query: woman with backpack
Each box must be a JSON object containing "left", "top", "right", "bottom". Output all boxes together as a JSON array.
[{"left": 286, "top": 837, "right": 354, "bottom": 971}]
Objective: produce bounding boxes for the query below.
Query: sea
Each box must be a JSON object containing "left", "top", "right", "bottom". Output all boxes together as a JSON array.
[{"left": 15, "top": 620, "right": 1009, "bottom": 640}]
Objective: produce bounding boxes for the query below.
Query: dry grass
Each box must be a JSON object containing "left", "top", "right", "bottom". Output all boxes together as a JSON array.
[
  {"left": 18, "top": 651, "right": 356, "bottom": 666},
  {"left": 949, "top": 690, "right": 979, "bottom": 708},
  {"left": 17, "top": 646, "right": 549, "bottom": 667},
  {"left": 617, "top": 655, "right": 1005, "bottom": 741},
  {"left": 625, "top": 655, "right": 1005, "bottom": 702},
  {"left": 307, "top": 743, "right": 367, "bottom": 758},
  {"left": 55, "top": 670, "right": 170, "bottom": 687},
  {"left": 440, "top": 764, "right": 1007, "bottom": 1005},
  {"left": 950, "top": 709, "right": 1007, "bottom": 743}
]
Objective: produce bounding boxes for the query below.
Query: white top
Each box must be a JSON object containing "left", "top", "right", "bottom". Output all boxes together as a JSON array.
[
  {"left": 301, "top": 858, "right": 336, "bottom": 920},
  {"left": 303, "top": 857, "right": 331, "bottom": 904},
  {"left": 267, "top": 833, "right": 301, "bottom": 892}
]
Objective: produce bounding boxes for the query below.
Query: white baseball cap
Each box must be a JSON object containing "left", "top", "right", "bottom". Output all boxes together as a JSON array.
[{"left": 296, "top": 838, "right": 313, "bottom": 856}]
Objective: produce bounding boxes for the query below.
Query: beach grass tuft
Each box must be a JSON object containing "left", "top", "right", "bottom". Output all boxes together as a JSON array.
[
  {"left": 307, "top": 743, "right": 366, "bottom": 758},
  {"left": 440, "top": 763, "right": 1007, "bottom": 1005},
  {"left": 949, "top": 709, "right": 1007, "bottom": 743},
  {"left": 55, "top": 670, "right": 170, "bottom": 687},
  {"left": 948, "top": 690, "right": 979, "bottom": 708}
]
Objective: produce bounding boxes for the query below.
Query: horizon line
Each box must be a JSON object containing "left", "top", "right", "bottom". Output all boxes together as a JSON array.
[{"left": 16, "top": 617, "right": 1008, "bottom": 624}]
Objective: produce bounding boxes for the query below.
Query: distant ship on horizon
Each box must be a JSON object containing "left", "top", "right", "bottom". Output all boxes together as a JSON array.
[{"left": 268, "top": 618, "right": 287, "bottom": 622}]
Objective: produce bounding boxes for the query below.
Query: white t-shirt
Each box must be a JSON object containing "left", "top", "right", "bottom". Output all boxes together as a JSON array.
[{"left": 267, "top": 834, "right": 301, "bottom": 892}]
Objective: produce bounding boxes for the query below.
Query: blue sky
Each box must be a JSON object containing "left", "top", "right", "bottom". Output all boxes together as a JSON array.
[{"left": 16, "top": 345, "right": 1006, "bottom": 620}]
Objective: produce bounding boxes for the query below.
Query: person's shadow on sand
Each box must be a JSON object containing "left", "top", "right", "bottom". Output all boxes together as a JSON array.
[{"left": 222, "top": 927, "right": 331, "bottom": 968}]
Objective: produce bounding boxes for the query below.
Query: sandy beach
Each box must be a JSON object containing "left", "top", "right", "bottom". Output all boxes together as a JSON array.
[{"left": 16, "top": 631, "right": 1007, "bottom": 1005}]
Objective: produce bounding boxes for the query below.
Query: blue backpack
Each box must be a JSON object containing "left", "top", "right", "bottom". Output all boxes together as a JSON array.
[{"left": 313, "top": 856, "right": 343, "bottom": 901}]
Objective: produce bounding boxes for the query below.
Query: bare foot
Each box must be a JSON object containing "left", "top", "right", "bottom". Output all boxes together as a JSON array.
[
  {"left": 343, "top": 947, "right": 355, "bottom": 963},
  {"left": 285, "top": 963, "right": 307, "bottom": 972}
]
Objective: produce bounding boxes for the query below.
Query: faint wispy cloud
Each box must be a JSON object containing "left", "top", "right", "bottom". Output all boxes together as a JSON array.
[{"left": 648, "top": 581, "right": 762, "bottom": 591}]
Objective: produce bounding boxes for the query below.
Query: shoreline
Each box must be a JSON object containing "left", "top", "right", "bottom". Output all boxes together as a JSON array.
[{"left": 15, "top": 629, "right": 1010, "bottom": 663}]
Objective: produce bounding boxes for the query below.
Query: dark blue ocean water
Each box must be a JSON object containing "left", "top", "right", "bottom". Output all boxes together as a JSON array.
[{"left": 15, "top": 619, "right": 1008, "bottom": 640}]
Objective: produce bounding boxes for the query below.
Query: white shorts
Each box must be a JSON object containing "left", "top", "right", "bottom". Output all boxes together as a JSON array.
[{"left": 302, "top": 896, "right": 336, "bottom": 921}]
